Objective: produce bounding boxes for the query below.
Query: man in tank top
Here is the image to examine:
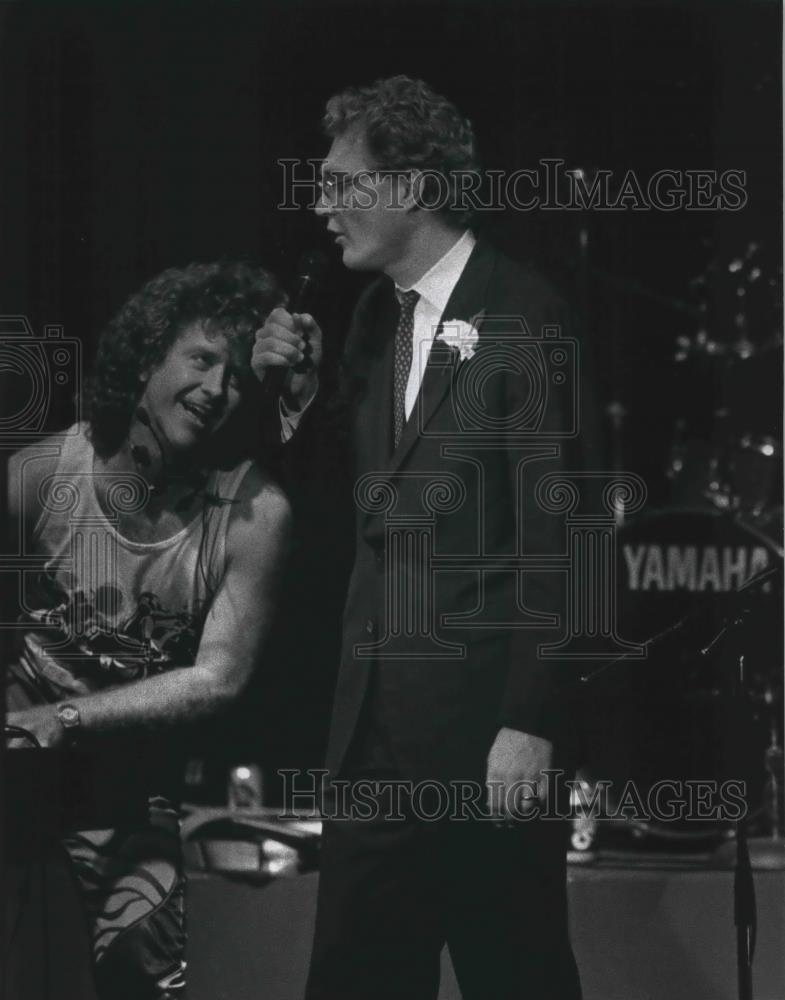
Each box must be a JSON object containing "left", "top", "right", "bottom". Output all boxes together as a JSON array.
[{"left": 5, "top": 261, "right": 291, "bottom": 1000}]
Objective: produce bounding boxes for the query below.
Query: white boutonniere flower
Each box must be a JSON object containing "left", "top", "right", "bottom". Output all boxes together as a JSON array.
[{"left": 437, "top": 318, "right": 480, "bottom": 362}]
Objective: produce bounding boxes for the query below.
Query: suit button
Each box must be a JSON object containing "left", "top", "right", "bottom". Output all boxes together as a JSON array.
[
  {"left": 374, "top": 551, "right": 384, "bottom": 568},
  {"left": 365, "top": 618, "right": 375, "bottom": 635}
]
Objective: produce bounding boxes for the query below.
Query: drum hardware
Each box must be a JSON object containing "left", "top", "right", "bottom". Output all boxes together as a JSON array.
[
  {"left": 606, "top": 401, "right": 628, "bottom": 527},
  {"left": 667, "top": 380, "right": 781, "bottom": 514},
  {"left": 710, "top": 594, "right": 766, "bottom": 1000},
  {"left": 674, "top": 329, "right": 783, "bottom": 364},
  {"left": 666, "top": 416, "right": 736, "bottom": 511},
  {"left": 580, "top": 560, "right": 781, "bottom": 1000},
  {"left": 737, "top": 435, "right": 779, "bottom": 459},
  {"left": 180, "top": 806, "right": 322, "bottom": 882},
  {"left": 228, "top": 763, "right": 265, "bottom": 810},
  {"left": 577, "top": 544, "right": 782, "bottom": 850},
  {"left": 761, "top": 690, "right": 784, "bottom": 839},
  {"left": 569, "top": 778, "right": 599, "bottom": 855},
  {"left": 668, "top": 241, "right": 782, "bottom": 515},
  {"left": 729, "top": 435, "right": 782, "bottom": 518}
]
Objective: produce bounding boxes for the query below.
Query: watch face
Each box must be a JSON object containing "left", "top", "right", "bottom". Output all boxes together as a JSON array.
[{"left": 59, "top": 705, "right": 80, "bottom": 728}]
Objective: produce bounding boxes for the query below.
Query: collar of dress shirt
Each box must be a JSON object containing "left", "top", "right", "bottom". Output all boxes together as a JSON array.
[{"left": 396, "top": 229, "right": 476, "bottom": 317}]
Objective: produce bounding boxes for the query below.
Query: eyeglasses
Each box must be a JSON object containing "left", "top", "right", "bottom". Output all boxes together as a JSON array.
[{"left": 318, "top": 170, "right": 383, "bottom": 208}]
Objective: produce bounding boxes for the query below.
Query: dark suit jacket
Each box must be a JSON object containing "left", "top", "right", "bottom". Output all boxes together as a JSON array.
[{"left": 326, "top": 238, "right": 580, "bottom": 785}]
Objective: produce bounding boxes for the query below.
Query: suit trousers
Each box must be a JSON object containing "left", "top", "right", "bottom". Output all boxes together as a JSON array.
[{"left": 305, "top": 688, "right": 582, "bottom": 1000}]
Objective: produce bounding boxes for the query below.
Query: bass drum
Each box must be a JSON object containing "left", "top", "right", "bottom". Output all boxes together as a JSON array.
[{"left": 579, "top": 506, "right": 782, "bottom": 846}]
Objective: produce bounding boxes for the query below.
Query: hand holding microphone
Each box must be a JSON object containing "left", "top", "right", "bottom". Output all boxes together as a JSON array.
[
  {"left": 251, "top": 307, "right": 323, "bottom": 409},
  {"left": 252, "top": 250, "right": 326, "bottom": 411}
]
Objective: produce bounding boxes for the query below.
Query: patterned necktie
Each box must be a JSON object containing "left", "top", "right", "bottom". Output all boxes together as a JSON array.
[{"left": 392, "top": 289, "right": 420, "bottom": 448}]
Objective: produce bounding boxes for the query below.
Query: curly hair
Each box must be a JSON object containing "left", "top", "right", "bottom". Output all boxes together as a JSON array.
[
  {"left": 83, "top": 261, "right": 284, "bottom": 458},
  {"left": 322, "top": 75, "right": 480, "bottom": 227}
]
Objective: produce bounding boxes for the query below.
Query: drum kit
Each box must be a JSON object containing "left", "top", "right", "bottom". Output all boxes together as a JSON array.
[{"left": 576, "top": 242, "right": 784, "bottom": 855}]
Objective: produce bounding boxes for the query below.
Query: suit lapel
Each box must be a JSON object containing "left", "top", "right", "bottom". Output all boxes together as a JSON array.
[
  {"left": 352, "top": 279, "right": 398, "bottom": 473},
  {"left": 387, "top": 239, "right": 497, "bottom": 474},
  {"left": 368, "top": 301, "right": 397, "bottom": 469}
]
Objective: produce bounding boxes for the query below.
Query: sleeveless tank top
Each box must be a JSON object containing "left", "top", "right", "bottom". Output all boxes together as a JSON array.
[{"left": 10, "top": 423, "right": 254, "bottom": 703}]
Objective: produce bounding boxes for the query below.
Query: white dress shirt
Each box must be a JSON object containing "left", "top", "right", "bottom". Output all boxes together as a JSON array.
[
  {"left": 281, "top": 228, "right": 476, "bottom": 440},
  {"left": 396, "top": 229, "right": 476, "bottom": 419}
]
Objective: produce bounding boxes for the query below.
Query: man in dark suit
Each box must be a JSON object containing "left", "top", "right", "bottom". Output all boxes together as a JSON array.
[{"left": 253, "top": 75, "right": 582, "bottom": 1000}]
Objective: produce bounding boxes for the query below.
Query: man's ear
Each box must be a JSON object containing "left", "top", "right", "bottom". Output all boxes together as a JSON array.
[{"left": 397, "top": 169, "right": 426, "bottom": 213}]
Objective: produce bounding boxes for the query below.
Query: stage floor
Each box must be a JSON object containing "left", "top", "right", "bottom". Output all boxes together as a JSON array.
[
  {"left": 185, "top": 862, "right": 785, "bottom": 1000},
  {"left": 6, "top": 853, "right": 784, "bottom": 999}
]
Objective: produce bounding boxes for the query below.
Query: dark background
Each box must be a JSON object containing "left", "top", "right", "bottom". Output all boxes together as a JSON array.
[{"left": 1, "top": 0, "right": 782, "bottom": 800}]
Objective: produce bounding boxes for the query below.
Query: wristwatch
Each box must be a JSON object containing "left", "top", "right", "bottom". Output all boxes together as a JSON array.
[{"left": 56, "top": 702, "right": 81, "bottom": 742}]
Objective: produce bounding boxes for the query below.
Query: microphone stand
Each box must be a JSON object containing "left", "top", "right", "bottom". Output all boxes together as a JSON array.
[
  {"left": 733, "top": 668, "right": 756, "bottom": 1000},
  {"left": 710, "top": 607, "right": 757, "bottom": 1000},
  {"left": 580, "top": 564, "right": 781, "bottom": 686},
  {"left": 580, "top": 563, "right": 783, "bottom": 1000}
]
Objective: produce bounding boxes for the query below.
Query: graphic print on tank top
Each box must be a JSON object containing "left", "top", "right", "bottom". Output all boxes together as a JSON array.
[
  {"left": 10, "top": 424, "right": 250, "bottom": 706},
  {"left": 15, "top": 572, "right": 204, "bottom": 702}
]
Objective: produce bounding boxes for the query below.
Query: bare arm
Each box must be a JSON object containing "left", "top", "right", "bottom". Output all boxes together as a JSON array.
[{"left": 8, "top": 467, "right": 292, "bottom": 745}]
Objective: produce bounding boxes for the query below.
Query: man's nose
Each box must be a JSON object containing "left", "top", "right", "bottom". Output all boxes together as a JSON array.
[
  {"left": 200, "top": 365, "right": 226, "bottom": 397},
  {"left": 314, "top": 195, "right": 334, "bottom": 218}
]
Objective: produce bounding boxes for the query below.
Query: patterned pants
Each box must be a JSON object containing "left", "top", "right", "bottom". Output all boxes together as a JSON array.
[{"left": 62, "top": 797, "right": 187, "bottom": 1000}]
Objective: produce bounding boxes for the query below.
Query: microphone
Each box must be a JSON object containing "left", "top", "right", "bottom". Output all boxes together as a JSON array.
[
  {"left": 290, "top": 249, "right": 328, "bottom": 318},
  {"left": 267, "top": 250, "right": 328, "bottom": 396}
]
